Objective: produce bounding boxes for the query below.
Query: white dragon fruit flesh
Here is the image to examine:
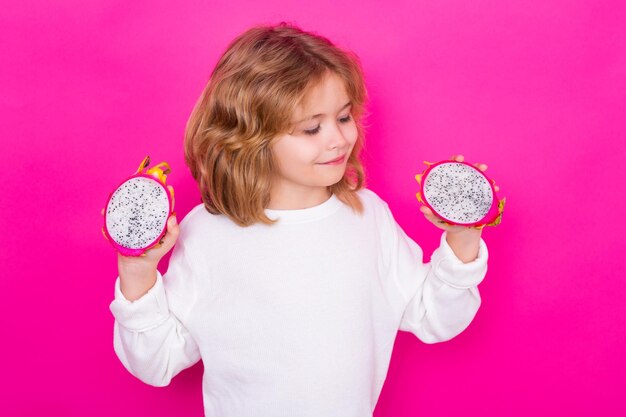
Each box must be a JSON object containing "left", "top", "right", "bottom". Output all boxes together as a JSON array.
[
  {"left": 102, "top": 156, "right": 174, "bottom": 256},
  {"left": 415, "top": 160, "right": 505, "bottom": 228}
]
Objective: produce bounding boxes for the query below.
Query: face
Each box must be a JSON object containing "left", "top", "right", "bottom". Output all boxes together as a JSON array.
[{"left": 270, "top": 72, "right": 358, "bottom": 206}]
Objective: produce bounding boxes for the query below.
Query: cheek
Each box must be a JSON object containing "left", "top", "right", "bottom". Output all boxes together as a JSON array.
[
  {"left": 345, "top": 123, "right": 359, "bottom": 146},
  {"left": 275, "top": 140, "right": 318, "bottom": 171},
  {"left": 296, "top": 139, "right": 323, "bottom": 160}
]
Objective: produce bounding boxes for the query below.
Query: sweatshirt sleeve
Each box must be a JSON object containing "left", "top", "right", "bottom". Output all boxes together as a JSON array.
[
  {"left": 379, "top": 202, "right": 489, "bottom": 344},
  {"left": 109, "top": 234, "right": 201, "bottom": 386}
]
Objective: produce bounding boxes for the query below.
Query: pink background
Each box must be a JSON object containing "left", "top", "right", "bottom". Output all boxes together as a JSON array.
[{"left": 1, "top": 1, "right": 624, "bottom": 415}]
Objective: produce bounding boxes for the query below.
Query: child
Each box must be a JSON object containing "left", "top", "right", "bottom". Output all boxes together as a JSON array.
[{"left": 108, "top": 22, "right": 491, "bottom": 417}]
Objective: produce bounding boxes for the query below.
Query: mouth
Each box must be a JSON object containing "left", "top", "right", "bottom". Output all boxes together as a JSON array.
[{"left": 319, "top": 154, "right": 346, "bottom": 165}]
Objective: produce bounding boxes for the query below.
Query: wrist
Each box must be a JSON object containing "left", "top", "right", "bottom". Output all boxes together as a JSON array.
[
  {"left": 118, "top": 253, "right": 158, "bottom": 273},
  {"left": 445, "top": 228, "right": 482, "bottom": 263},
  {"left": 117, "top": 254, "right": 159, "bottom": 301}
]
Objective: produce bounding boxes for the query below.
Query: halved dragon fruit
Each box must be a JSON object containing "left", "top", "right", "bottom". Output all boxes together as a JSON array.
[
  {"left": 102, "top": 156, "right": 174, "bottom": 256},
  {"left": 415, "top": 160, "right": 505, "bottom": 229}
]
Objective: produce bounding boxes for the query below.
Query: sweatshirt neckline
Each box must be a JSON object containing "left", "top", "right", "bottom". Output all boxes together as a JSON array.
[{"left": 263, "top": 193, "right": 343, "bottom": 224}]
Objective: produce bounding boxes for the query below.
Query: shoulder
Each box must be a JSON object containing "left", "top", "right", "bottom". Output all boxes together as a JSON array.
[
  {"left": 356, "top": 187, "right": 392, "bottom": 213},
  {"left": 176, "top": 203, "right": 235, "bottom": 248},
  {"left": 350, "top": 188, "right": 398, "bottom": 229},
  {"left": 177, "top": 203, "right": 207, "bottom": 234}
]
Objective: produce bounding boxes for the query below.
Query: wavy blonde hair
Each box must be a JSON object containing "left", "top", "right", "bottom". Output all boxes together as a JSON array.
[{"left": 184, "top": 22, "right": 370, "bottom": 226}]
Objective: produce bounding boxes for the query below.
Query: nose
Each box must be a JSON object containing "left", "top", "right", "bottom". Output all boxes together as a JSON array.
[{"left": 327, "top": 121, "right": 349, "bottom": 150}]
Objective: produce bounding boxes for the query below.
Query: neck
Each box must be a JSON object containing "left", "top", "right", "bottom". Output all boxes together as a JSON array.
[{"left": 267, "top": 184, "right": 332, "bottom": 210}]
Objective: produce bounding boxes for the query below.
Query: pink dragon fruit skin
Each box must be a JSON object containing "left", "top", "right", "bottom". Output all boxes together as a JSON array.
[
  {"left": 415, "top": 159, "right": 505, "bottom": 229},
  {"left": 102, "top": 156, "right": 174, "bottom": 257}
]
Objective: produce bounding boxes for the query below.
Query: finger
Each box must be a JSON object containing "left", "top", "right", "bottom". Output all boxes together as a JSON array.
[
  {"left": 420, "top": 206, "right": 450, "bottom": 227},
  {"left": 161, "top": 218, "right": 180, "bottom": 251},
  {"left": 429, "top": 216, "right": 448, "bottom": 226},
  {"left": 421, "top": 207, "right": 445, "bottom": 223},
  {"left": 165, "top": 215, "right": 179, "bottom": 238},
  {"left": 423, "top": 210, "right": 444, "bottom": 225},
  {"left": 168, "top": 185, "right": 175, "bottom": 211},
  {"left": 419, "top": 205, "right": 433, "bottom": 216}
]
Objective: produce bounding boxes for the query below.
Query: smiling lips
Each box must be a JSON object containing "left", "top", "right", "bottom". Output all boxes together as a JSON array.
[{"left": 319, "top": 154, "right": 346, "bottom": 165}]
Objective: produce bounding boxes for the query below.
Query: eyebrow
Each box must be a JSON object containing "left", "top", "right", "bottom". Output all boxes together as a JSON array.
[{"left": 292, "top": 101, "right": 352, "bottom": 125}]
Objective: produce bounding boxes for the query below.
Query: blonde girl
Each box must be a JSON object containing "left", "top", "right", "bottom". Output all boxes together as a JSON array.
[{"left": 108, "top": 21, "right": 491, "bottom": 417}]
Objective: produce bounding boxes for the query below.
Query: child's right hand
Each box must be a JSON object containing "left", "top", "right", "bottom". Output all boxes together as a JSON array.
[
  {"left": 100, "top": 211, "right": 179, "bottom": 267},
  {"left": 127, "top": 214, "right": 179, "bottom": 265}
]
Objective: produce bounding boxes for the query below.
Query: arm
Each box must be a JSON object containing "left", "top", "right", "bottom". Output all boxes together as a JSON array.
[
  {"left": 109, "top": 230, "right": 202, "bottom": 386},
  {"left": 445, "top": 228, "right": 483, "bottom": 264},
  {"left": 380, "top": 204, "right": 489, "bottom": 344}
]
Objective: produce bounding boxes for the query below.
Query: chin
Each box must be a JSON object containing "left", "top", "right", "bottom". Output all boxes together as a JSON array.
[
  {"left": 312, "top": 165, "right": 348, "bottom": 187},
  {"left": 322, "top": 173, "right": 346, "bottom": 187}
]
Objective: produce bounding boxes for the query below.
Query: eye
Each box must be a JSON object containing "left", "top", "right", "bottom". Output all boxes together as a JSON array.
[
  {"left": 339, "top": 114, "right": 352, "bottom": 123},
  {"left": 303, "top": 114, "right": 353, "bottom": 136},
  {"left": 303, "top": 125, "right": 321, "bottom": 136}
]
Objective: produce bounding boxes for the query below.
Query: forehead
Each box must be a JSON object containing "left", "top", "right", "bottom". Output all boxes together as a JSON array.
[{"left": 293, "top": 72, "right": 350, "bottom": 117}]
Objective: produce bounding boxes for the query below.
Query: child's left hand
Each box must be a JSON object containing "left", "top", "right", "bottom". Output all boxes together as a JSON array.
[{"left": 418, "top": 154, "right": 499, "bottom": 236}]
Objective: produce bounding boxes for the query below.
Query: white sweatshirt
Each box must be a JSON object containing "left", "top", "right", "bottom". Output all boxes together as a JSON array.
[{"left": 110, "top": 188, "right": 488, "bottom": 417}]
